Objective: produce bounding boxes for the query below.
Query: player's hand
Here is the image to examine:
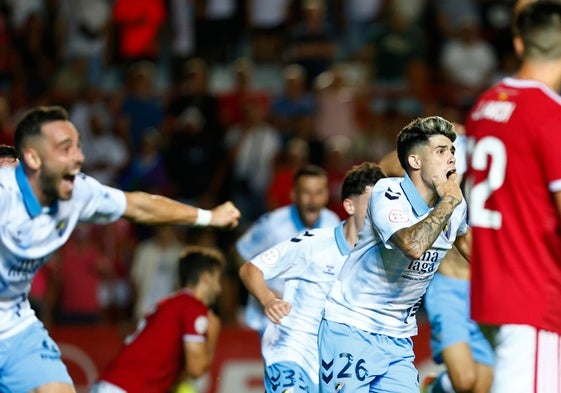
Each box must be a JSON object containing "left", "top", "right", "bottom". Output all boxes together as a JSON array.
[
  {"left": 432, "top": 173, "right": 463, "bottom": 207},
  {"left": 210, "top": 201, "right": 241, "bottom": 228},
  {"left": 264, "top": 298, "right": 292, "bottom": 324}
]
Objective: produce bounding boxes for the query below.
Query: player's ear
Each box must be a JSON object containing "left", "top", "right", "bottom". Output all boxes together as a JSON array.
[
  {"left": 407, "top": 154, "right": 421, "bottom": 170},
  {"left": 513, "top": 35, "right": 524, "bottom": 58},
  {"left": 342, "top": 198, "right": 354, "bottom": 216},
  {"left": 199, "top": 271, "right": 211, "bottom": 285},
  {"left": 23, "top": 147, "right": 41, "bottom": 170}
]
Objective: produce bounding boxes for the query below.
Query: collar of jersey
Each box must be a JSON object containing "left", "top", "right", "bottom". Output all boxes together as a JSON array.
[
  {"left": 400, "top": 173, "right": 430, "bottom": 217},
  {"left": 16, "top": 164, "right": 59, "bottom": 217},
  {"left": 290, "top": 204, "right": 322, "bottom": 232},
  {"left": 334, "top": 221, "right": 351, "bottom": 256}
]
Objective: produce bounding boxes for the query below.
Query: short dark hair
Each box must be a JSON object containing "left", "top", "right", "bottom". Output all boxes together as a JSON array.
[
  {"left": 396, "top": 116, "right": 456, "bottom": 171},
  {"left": 0, "top": 144, "right": 17, "bottom": 161},
  {"left": 293, "top": 164, "right": 327, "bottom": 184},
  {"left": 178, "top": 246, "right": 226, "bottom": 287},
  {"left": 341, "top": 162, "right": 386, "bottom": 200},
  {"left": 515, "top": 1, "right": 561, "bottom": 60},
  {"left": 14, "top": 106, "right": 69, "bottom": 156}
]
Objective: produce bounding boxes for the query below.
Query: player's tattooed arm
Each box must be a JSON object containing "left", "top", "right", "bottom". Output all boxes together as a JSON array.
[{"left": 390, "top": 195, "right": 461, "bottom": 259}]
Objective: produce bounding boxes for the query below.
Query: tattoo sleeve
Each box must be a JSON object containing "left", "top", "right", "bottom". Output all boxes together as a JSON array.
[{"left": 390, "top": 195, "right": 461, "bottom": 259}]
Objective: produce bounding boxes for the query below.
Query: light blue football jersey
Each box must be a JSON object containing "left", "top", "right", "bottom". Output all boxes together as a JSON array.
[
  {"left": 237, "top": 204, "right": 340, "bottom": 332},
  {"left": 250, "top": 222, "right": 351, "bottom": 386},
  {"left": 323, "top": 174, "right": 468, "bottom": 338},
  {"left": 0, "top": 165, "right": 126, "bottom": 338}
]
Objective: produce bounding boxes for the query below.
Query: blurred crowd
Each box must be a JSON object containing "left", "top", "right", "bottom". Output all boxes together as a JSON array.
[{"left": 0, "top": 0, "right": 518, "bottom": 330}]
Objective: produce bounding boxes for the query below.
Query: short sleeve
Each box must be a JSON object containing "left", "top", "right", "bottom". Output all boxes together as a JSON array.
[
  {"left": 370, "top": 182, "right": 413, "bottom": 248},
  {"left": 182, "top": 300, "right": 209, "bottom": 343},
  {"left": 250, "top": 234, "right": 310, "bottom": 280},
  {"left": 76, "top": 174, "right": 127, "bottom": 224}
]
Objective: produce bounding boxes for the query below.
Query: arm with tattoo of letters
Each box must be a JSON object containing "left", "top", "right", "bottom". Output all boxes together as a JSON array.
[{"left": 390, "top": 194, "right": 461, "bottom": 259}]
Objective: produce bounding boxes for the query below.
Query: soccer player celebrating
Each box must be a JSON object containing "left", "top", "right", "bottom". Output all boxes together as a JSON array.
[
  {"left": 235, "top": 165, "right": 340, "bottom": 335},
  {"left": 0, "top": 106, "right": 240, "bottom": 393},
  {"left": 318, "top": 116, "right": 468, "bottom": 392},
  {"left": 239, "top": 162, "right": 386, "bottom": 393}
]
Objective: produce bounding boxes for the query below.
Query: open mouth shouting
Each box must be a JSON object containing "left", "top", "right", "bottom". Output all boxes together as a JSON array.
[{"left": 61, "top": 170, "right": 79, "bottom": 196}]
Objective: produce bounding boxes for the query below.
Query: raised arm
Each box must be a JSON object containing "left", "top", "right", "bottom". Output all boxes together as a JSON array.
[
  {"left": 390, "top": 175, "right": 463, "bottom": 259},
  {"left": 122, "top": 191, "right": 240, "bottom": 228}
]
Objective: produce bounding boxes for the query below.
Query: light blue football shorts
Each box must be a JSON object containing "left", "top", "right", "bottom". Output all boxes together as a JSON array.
[
  {"left": 318, "top": 318, "right": 419, "bottom": 393},
  {"left": 424, "top": 273, "right": 494, "bottom": 366},
  {"left": 264, "top": 361, "right": 317, "bottom": 393},
  {"left": 0, "top": 321, "right": 72, "bottom": 392}
]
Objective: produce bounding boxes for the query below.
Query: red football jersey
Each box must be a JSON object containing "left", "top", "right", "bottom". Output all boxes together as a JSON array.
[
  {"left": 466, "top": 77, "right": 561, "bottom": 335},
  {"left": 99, "top": 290, "right": 209, "bottom": 393}
]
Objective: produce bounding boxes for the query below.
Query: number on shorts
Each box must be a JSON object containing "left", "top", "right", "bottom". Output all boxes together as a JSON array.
[{"left": 335, "top": 353, "right": 368, "bottom": 381}]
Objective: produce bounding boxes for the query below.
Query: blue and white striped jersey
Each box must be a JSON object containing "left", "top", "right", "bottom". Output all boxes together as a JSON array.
[
  {"left": 0, "top": 165, "right": 126, "bottom": 338},
  {"left": 251, "top": 222, "right": 350, "bottom": 384},
  {"left": 323, "top": 175, "right": 468, "bottom": 338}
]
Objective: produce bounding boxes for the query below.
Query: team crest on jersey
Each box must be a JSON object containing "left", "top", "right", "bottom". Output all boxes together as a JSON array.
[
  {"left": 260, "top": 247, "right": 281, "bottom": 266},
  {"left": 388, "top": 210, "right": 409, "bottom": 223},
  {"left": 194, "top": 315, "right": 209, "bottom": 334},
  {"left": 56, "top": 219, "right": 68, "bottom": 236}
]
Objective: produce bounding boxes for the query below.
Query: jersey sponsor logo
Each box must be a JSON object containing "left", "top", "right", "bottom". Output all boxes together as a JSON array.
[
  {"left": 323, "top": 265, "right": 336, "bottom": 275},
  {"left": 388, "top": 210, "right": 408, "bottom": 223},
  {"left": 470, "top": 100, "right": 515, "bottom": 123},
  {"left": 40, "top": 338, "right": 61, "bottom": 360},
  {"left": 384, "top": 187, "right": 401, "bottom": 200},
  {"left": 259, "top": 247, "right": 281, "bottom": 266},
  {"left": 194, "top": 315, "right": 209, "bottom": 335},
  {"left": 405, "top": 251, "right": 439, "bottom": 276}
]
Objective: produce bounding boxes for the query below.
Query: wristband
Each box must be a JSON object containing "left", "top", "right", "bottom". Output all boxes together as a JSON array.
[{"left": 195, "top": 208, "right": 212, "bottom": 226}]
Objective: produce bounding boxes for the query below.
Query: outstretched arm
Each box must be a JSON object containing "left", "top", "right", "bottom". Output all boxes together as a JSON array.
[
  {"left": 122, "top": 192, "right": 240, "bottom": 228},
  {"left": 239, "top": 262, "right": 291, "bottom": 324}
]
